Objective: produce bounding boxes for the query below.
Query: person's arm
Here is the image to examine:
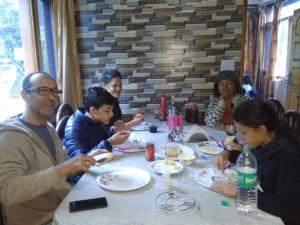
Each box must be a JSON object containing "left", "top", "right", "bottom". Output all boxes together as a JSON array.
[
  {"left": 0, "top": 133, "right": 95, "bottom": 206},
  {"left": 212, "top": 150, "right": 230, "bottom": 172},
  {"left": 258, "top": 150, "right": 300, "bottom": 223},
  {"left": 107, "top": 130, "right": 130, "bottom": 146},
  {"left": 204, "top": 99, "right": 225, "bottom": 128},
  {"left": 211, "top": 181, "right": 236, "bottom": 198},
  {"left": 124, "top": 113, "right": 144, "bottom": 130}
]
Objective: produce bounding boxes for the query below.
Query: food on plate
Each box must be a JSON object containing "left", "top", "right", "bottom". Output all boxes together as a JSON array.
[
  {"left": 224, "top": 135, "right": 236, "bottom": 146},
  {"left": 165, "top": 143, "right": 182, "bottom": 157},
  {"left": 163, "top": 159, "right": 177, "bottom": 166},
  {"left": 93, "top": 152, "right": 114, "bottom": 166},
  {"left": 200, "top": 146, "right": 215, "bottom": 153}
]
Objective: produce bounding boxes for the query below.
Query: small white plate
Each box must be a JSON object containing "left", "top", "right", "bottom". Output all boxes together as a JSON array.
[
  {"left": 131, "top": 122, "right": 151, "bottom": 131},
  {"left": 196, "top": 141, "right": 224, "bottom": 155},
  {"left": 194, "top": 168, "right": 237, "bottom": 188},
  {"left": 194, "top": 168, "right": 225, "bottom": 188},
  {"left": 114, "top": 139, "right": 146, "bottom": 153},
  {"left": 96, "top": 167, "right": 151, "bottom": 192},
  {"left": 150, "top": 160, "right": 184, "bottom": 175},
  {"left": 155, "top": 143, "right": 195, "bottom": 160}
]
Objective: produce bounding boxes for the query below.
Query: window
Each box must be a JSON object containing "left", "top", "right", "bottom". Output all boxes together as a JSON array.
[
  {"left": 273, "top": 0, "right": 300, "bottom": 78},
  {"left": 264, "top": 24, "right": 272, "bottom": 69},
  {"left": 0, "top": 0, "right": 25, "bottom": 120},
  {"left": 0, "top": 0, "right": 56, "bottom": 121},
  {"left": 264, "top": 6, "right": 273, "bottom": 70},
  {"left": 274, "top": 18, "right": 290, "bottom": 78},
  {"left": 263, "top": 0, "right": 300, "bottom": 78},
  {"left": 38, "top": 0, "right": 56, "bottom": 76}
]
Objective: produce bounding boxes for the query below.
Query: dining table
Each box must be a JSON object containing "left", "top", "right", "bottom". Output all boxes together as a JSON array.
[{"left": 52, "top": 116, "right": 283, "bottom": 225}]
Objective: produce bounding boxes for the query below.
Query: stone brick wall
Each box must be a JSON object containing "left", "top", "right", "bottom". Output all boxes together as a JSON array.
[{"left": 75, "top": 0, "right": 244, "bottom": 115}]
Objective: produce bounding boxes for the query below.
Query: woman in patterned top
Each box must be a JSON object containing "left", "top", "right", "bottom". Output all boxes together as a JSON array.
[{"left": 204, "top": 70, "right": 248, "bottom": 132}]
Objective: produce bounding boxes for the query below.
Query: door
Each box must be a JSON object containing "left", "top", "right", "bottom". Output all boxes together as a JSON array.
[{"left": 286, "top": 9, "right": 300, "bottom": 112}]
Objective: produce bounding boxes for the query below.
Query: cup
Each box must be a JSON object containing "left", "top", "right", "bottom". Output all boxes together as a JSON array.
[
  {"left": 178, "top": 154, "right": 196, "bottom": 166},
  {"left": 165, "top": 143, "right": 182, "bottom": 158}
]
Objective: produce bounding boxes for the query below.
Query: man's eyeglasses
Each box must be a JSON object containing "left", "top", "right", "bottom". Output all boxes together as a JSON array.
[{"left": 25, "top": 87, "right": 63, "bottom": 96}]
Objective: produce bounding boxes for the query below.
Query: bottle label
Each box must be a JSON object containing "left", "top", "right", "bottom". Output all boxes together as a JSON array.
[{"left": 237, "top": 168, "right": 257, "bottom": 188}]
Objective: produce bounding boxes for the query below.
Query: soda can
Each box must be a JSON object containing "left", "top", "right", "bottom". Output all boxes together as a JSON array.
[{"left": 145, "top": 142, "right": 155, "bottom": 161}]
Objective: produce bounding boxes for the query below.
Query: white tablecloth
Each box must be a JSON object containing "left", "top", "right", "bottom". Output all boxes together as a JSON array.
[{"left": 53, "top": 118, "right": 283, "bottom": 225}]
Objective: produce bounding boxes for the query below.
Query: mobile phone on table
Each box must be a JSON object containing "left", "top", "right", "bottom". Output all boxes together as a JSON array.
[{"left": 69, "top": 197, "right": 108, "bottom": 213}]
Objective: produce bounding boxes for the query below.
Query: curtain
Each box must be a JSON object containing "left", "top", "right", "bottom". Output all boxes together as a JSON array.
[
  {"left": 18, "top": 0, "right": 39, "bottom": 74},
  {"left": 244, "top": 7, "right": 260, "bottom": 78},
  {"left": 253, "top": 8, "right": 266, "bottom": 100},
  {"left": 52, "top": 0, "right": 83, "bottom": 109},
  {"left": 263, "top": 1, "right": 281, "bottom": 100}
]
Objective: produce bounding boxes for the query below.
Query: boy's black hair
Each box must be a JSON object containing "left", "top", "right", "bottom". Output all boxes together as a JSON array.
[{"left": 84, "top": 87, "right": 115, "bottom": 112}]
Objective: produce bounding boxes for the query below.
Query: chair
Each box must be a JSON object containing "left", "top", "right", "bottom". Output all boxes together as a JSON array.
[
  {"left": 55, "top": 115, "right": 70, "bottom": 140},
  {"left": 266, "top": 98, "right": 285, "bottom": 117},
  {"left": 282, "top": 110, "right": 300, "bottom": 132},
  {"left": 56, "top": 103, "right": 73, "bottom": 125},
  {"left": 0, "top": 203, "right": 5, "bottom": 225}
]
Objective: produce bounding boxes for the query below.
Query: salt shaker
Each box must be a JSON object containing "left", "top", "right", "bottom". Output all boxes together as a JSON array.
[{"left": 162, "top": 173, "right": 172, "bottom": 189}]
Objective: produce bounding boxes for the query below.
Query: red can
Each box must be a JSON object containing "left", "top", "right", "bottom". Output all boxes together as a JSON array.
[{"left": 145, "top": 142, "right": 155, "bottom": 161}]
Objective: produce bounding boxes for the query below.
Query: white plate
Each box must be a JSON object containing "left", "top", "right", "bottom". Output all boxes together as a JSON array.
[
  {"left": 194, "top": 168, "right": 237, "bottom": 188},
  {"left": 96, "top": 167, "right": 151, "bottom": 192},
  {"left": 155, "top": 143, "right": 195, "bottom": 160},
  {"left": 194, "top": 168, "right": 225, "bottom": 188},
  {"left": 131, "top": 122, "right": 151, "bottom": 131},
  {"left": 114, "top": 139, "right": 146, "bottom": 153},
  {"left": 196, "top": 141, "right": 224, "bottom": 155},
  {"left": 150, "top": 160, "right": 184, "bottom": 175}
]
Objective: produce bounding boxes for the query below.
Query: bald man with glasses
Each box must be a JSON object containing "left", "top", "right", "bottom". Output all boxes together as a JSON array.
[{"left": 0, "top": 72, "right": 101, "bottom": 225}]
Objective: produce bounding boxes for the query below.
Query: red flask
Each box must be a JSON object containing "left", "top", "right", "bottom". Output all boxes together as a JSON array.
[{"left": 159, "top": 94, "right": 166, "bottom": 121}]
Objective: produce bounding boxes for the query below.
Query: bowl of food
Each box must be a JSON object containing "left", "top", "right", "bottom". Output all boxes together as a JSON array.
[
  {"left": 165, "top": 143, "right": 182, "bottom": 158},
  {"left": 178, "top": 154, "right": 196, "bottom": 166}
]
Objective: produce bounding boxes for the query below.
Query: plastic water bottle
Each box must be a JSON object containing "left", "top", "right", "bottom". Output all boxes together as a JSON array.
[{"left": 236, "top": 145, "right": 257, "bottom": 215}]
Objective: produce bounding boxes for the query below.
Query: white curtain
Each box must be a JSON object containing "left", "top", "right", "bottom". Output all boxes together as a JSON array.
[{"left": 52, "top": 0, "right": 83, "bottom": 109}]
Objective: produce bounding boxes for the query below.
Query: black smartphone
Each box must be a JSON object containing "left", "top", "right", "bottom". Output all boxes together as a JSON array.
[{"left": 69, "top": 197, "right": 108, "bottom": 213}]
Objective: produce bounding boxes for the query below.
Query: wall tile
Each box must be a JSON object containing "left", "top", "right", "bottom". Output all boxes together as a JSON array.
[{"left": 76, "top": 0, "right": 244, "bottom": 114}]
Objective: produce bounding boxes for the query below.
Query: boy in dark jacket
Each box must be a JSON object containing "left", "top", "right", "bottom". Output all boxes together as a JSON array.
[{"left": 63, "top": 87, "right": 129, "bottom": 158}]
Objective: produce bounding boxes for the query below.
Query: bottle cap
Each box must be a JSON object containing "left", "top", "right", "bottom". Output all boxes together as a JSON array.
[{"left": 221, "top": 199, "right": 229, "bottom": 207}]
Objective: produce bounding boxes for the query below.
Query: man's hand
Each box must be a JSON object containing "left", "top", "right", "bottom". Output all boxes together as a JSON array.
[
  {"left": 108, "top": 130, "right": 130, "bottom": 145},
  {"left": 212, "top": 151, "right": 229, "bottom": 172},
  {"left": 55, "top": 154, "right": 96, "bottom": 177}
]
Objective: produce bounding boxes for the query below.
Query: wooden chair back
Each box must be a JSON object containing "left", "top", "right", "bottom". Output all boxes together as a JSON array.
[
  {"left": 55, "top": 115, "right": 71, "bottom": 140},
  {"left": 282, "top": 110, "right": 300, "bottom": 132},
  {"left": 56, "top": 104, "right": 73, "bottom": 125},
  {"left": 266, "top": 98, "right": 285, "bottom": 117}
]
